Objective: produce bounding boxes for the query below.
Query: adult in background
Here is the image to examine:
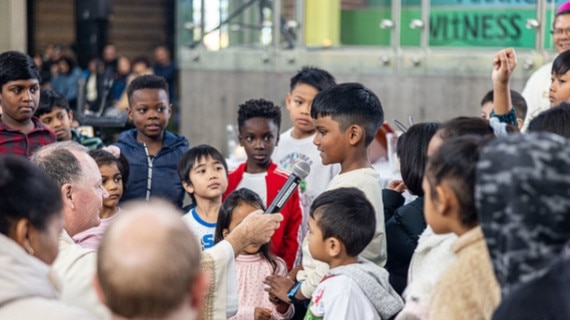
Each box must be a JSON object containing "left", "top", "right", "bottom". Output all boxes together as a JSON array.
[{"left": 521, "top": 1, "right": 570, "bottom": 130}]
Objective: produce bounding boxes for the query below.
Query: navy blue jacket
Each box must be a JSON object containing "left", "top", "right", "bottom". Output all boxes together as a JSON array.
[{"left": 115, "top": 129, "right": 190, "bottom": 209}]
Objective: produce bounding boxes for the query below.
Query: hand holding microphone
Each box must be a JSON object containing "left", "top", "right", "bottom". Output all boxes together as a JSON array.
[{"left": 266, "top": 161, "right": 310, "bottom": 214}]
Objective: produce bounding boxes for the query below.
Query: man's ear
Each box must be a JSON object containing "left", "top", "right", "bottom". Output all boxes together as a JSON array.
[
  {"left": 92, "top": 274, "right": 108, "bottom": 306},
  {"left": 61, "top": 183, "right": 75, "bottom": 210},
  {"left": 190, "top": 271, "right": 210, "bottom": 310},
  {"left": 347, "top": 125, "right": 364, "bottom": 146}
]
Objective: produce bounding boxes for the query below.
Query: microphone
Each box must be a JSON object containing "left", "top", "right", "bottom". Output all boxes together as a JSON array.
[{"left": 265, "top": 161, "right": 310, "bottom": 214}]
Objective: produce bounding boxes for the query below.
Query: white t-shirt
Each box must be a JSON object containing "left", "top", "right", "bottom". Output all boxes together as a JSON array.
[
  {"left": 521, "top": 61, "right": 553, "bottom": 132},
  {"left": 237, "top": 172, "right": 268, "bottom": 205},
  {"left": 306, "top": 274, "right": 380, "bottom": 320},
  {"left": 182, "top": 208, "right": 217, "bottom": 250}
]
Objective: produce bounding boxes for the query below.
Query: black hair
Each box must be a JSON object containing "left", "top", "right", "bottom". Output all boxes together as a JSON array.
[
  {"left": 289, "top": 66, "right": 336, "bottom": 92},
  {"left": 132, "top": 56, "right": 152, "bottom": 69},
  {"left": 36, "top": 89, "right": 71, "bottom": 117},
  {"left": 89, "top": 149, "right": 130, "bottom": 194},
  {"left": 528, "top": 102, "right": 570, "bottom": 138},
  {"left": 214, "top": 188, "right": 278, "bottom": 271},
  {"left": 397, "top": 122, "right": 440, "bottom": 196},
  {"left": 438, "top": 117, "right": 494, "bottom": 141},
  {"left": 311, "top": 82, "right": 384, "bottom": 146},
  {"left": 552, "top": 50, "right": 570, "bottom": 77},
  {"left": 309, "top": 187, "right": 375, "bottom": 257},
  {"left": 0, "top": 155, "right": 63, "bottom": 235},
  {"left": 177, "top": 144, "right": 228, "bottom": 204},
  {"left": 425, "top": 135, "right": 491, "bottom": 227},
  {"left": 126, "top": 74, "right": 169, "bottom": 104},
  {"left": 237, "top": 98, "right": 281, "bottom": 133},
  {"left": 57, "top": 56, "right": 78, "bottom": 75},
  {"left": 0, "top": 51, "right": 40, "bottom": 90},
  {"left": 480, "top": 89, "right": 528, "bottom": 121}
]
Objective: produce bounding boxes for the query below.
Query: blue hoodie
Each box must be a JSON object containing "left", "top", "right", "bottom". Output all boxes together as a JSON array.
[{"left": 115, "top": 129, "right": 190, "bottom": 209}]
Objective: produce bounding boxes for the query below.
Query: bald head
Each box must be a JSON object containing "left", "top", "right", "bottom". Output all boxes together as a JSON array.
[{"left": 97, "top": 200, "right": 202, "bottom": 319}]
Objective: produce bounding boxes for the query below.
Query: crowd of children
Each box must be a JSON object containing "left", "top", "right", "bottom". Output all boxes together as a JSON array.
[{"left": 3, "top": 7, "right": 570, "bottom": 317}]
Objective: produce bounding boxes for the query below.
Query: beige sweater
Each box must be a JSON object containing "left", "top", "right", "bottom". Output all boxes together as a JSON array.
[{"left": 429, "top": 226, "right": 500, "bottom": 320}]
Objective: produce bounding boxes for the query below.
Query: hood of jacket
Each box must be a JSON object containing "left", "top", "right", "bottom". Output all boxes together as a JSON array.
[
  {"left": 329, "top": 258, "right": 403, "bottom": 319},
  {"left": 476, "top": 132, "right": 570, "bottom": 297},
  {"left": 0, "top": 234, "right": 60, "bottom": 306}
]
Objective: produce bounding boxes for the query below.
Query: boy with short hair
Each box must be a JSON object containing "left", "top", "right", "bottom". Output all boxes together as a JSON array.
[
  {"left": 223, "top": 98, "right": 302, "bottom": 270},
  {"left": 35, "top": 89, "right": 104, "bottom": 150},
  {"left": 268, "top": 83, "right": 388, "bottom": 314},
  {"left": 178, "top": 144, "right": 229, "bottom": 250},
  {"left": 304, "top": 187, "right": 403, "bottom": 319},
  {"left": 272, "top": 66, "right": 339, "bottom": 263},
  {"left": 0, "top": 51, "right": 55, "bottom": 157},
  {"left": 114, "top": 74, "right": 190, "bottom": 208}
]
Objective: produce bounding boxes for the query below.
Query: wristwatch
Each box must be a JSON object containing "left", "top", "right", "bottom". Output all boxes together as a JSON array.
[{"left": 286, "top": 281, "right": 304, "bottom": 304}]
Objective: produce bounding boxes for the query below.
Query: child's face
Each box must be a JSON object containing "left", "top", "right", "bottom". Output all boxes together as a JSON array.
[
  {"left": 38, "top": 107, "right": 73, "bottom": 141},
  {"left": 480, "top": 102, "right": 493, "bottom": 120},
  {"left": 307, "top": 215, "right": 329, "bottom": 263},
  {"left": 100, "top": 163, "right": 123, "bottom": 210},
  {"left": 128, "top": 88, "right": 171, "bottom": 141},
  {"left": 183, "top": 155, "right": 228, "bottom": 201},
  {"left": 313, "top": 115, "right": 348, "bottom": 166},
  {"left": 0, "top": 79, "right": 40, "bottom": 124},
  {"left": 286, "top": 83, "right": 319, "bottom": 137},
  {"left": 238, "top": 117, "right": 279, "bottom": 173},
  {"left": 223, "top": 202, "right": 262, "bottom": 254},
  {"left": 549, "top": 72, "right": 570, "bottom": 107}
]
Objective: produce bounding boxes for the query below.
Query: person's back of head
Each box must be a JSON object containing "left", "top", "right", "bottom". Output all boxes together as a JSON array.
[
  {"left": 476, "top": 132, "right": 570, "bottom": 296},
  {"left": 289, "top": 66, "right": 336, "bottom": 92},
  {"left": 425, "top": 135, "right": 491, "bottom": 232},
  {"left": 36, "top": 89, "right": 71, "bottom": 117},
  {"left": 311, "top": 82, "right": 384, "bottom": 146},
  {"left": 31, "top": 141, "right": 87, "bottom": 188},
  {"left": 237, "top": 98, "right": 281, "bottom": 133},
  {"left": 528, "top": 102, "right": 570, "bottom": 138},
  {"left": 0, "top": 154, "right": 63, "bottom": 265},
  {"left": 96, "top": 199, "right": 206, "bottom": 319},
  {"left": 310, "top": 187, "right": 376, "bottom": 258},
  {"left": 396, "top": 122, "right": 440, "bottom": 196},
  {"left": 0, "top": 51, "right": 40, "bottom": 90},
  {"left": 126, "top": 74, "right": 169, "bottom": 105}
]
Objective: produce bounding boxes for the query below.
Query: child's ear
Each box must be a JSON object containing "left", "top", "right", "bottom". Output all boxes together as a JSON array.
[
  {"left": 326, "top": 237, "right": 342, "bottom": 257},
  {"left": 127, "top": 107, "right": 133, "bottom": 121},
  {"left": 222, "top": 228, "right": 229, "bottom": 239},
  {"left": 347, "top": 125, "right": 364, "bottom": 146},
  {"left": 435, "top": 183, "right": 456, "bottom": 218},
  {"left": 68, "top": 110, "right": 74, "bottom": 122},
  {"left": 237, "top": 133, "right": 244, "bottom": 146},
  {"left": 168, "top": 104, "right": 173, "bottom": 115},
  {"left": 285, "top": 93, "right": 292, "bottom": 110},
  {"left": 517, "top": 117, "right": 524, "bottom": 129},
  {"left": 182, "top": 181, "right": 194, "bottom": 194}
]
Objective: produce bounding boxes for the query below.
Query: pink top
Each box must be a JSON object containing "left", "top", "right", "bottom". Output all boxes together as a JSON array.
[
  {"left": 230, "top": 253, "right": 294, "bottom": 320},
  {"left": 72, "top": 210, "right": 120, "bottom": 250}
]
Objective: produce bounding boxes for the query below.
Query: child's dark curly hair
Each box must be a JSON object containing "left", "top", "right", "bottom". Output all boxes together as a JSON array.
[{"left": 237, "top": 99, "right": 281, "bottom": 133}]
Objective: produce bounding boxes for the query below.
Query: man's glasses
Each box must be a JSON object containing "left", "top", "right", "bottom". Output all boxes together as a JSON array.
[{"left": 551, "top": 27, "right": 570, "bottom": 36}]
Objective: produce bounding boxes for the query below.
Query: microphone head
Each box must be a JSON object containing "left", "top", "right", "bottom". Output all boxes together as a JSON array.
[{"left": 292, "top": 161, "right": 311, "bottom": 180}]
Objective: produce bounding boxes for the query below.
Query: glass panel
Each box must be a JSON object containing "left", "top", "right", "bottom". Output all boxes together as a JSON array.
[
  {"left": 340, "top": 0, "right": 392, "bottom": 46},
  {"left": 400, "top": 0, "right": 421, "bottom": 47}
]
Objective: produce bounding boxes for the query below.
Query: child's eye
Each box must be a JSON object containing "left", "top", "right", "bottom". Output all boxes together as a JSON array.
[
  {"left": 137, "top": 109, "right": 146, "bottom": 114},
  {"left": 30, "top": 86, "right": 39, "bottom": 93},
  {"left": 264, "top": 135, "right": 273, "bottom": 141},
  {"left": 215, "top": 165, "right": 224, "bottom": 171},
  {"left": 245, "top": 136, "right": 254, "bottom": 143},
  {"left": 295, "top": 100, "right": 303, "bottom": 106},
  {"left": 10, "top": 88, "right": 21, "bottom": 94},
  {"left": 157, "top": 107, "right": 165, "bottom": 113},
  {"left": 114, "top": 177, "right": 122, "bottom": 183}
]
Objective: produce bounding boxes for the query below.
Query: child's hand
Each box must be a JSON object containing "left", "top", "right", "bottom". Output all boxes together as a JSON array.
[
  {"left": 287, "top": 264, "right": 303, "bottom": 281},
  {"left": 254, "top": 307, "right": 272, "bottom": 320},
  {"left": 492, "top": 48, "right": 517, "bottom": 86},
  {"left": 387, "top": 180, "right": 406, "bottom": 193},
  {"left": 264, "top": 275, "right": 295, "bottom": 303}
]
